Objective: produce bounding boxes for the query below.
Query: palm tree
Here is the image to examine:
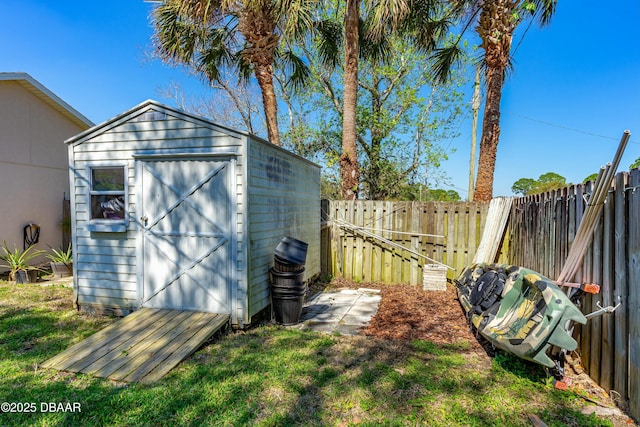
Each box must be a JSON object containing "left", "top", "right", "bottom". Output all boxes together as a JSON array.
[
  {"left": 152, "top": 0, "right": 315, "bottom": 146},
  {"left": 337, "top": 0, "right": 455, "bottom": 200},
  {"left": 449, "top": 0, "right": 556, "bottom": 201},
  {"left": 471, "top": 0, "right": 555, "bottom": 201},
  {"left": 333, "top": 0, "right": 450, "bottom": 199},
  {"left": 370, "top": 0, "right": 557, "bottom": 201},
  {"left": 312, "top": 1, "right": 371, "bottom": 200},
  {"left": 340, "top": 0, "right": 360, "bottom": 200}
]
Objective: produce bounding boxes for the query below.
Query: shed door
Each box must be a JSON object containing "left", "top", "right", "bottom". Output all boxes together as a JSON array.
[{"left": 139, "top": 158, "right": 233, "bottom": 313}]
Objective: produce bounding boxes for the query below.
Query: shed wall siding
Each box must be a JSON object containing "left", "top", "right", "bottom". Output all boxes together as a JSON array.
[
  {"left": 246, "top": 140, "right": 321, "bottom": 319},
  {"left": 70, "top": 110, "right": 244, "bottom": 312}
]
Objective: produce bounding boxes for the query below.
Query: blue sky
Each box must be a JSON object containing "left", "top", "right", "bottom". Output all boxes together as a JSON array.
[{"left": 2, "top": 0, "right": 639, "bottom": 198}]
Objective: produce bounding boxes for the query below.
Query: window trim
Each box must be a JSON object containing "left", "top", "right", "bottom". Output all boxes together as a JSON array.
[{"left": 86, "top": 164, "right": 128, "bottom": 232}]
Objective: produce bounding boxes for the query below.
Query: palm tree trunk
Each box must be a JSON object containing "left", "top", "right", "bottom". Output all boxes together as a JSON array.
[
  {"left": 473, "top": 64, "right": 504, "bottom": 201},
  {"left": 254, "top": 63, "right": 281, "bottom": 145},
  {"left": 239, "top": 2, "right": 281, "bottom": 145},
  {"left": 473, "top": 0, "right": 515, "bottom": 202},
  {"left": 340, "top": 0, "right": 360, "bottom": 200}
]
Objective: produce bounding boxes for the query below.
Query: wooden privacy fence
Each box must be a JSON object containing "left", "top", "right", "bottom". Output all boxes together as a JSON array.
[
  {"left": 320, "top": 199, "right": 496, "bottom": 284},
  {"left": 508, "top": 169, "right": 640, "bottom": 420},
  {"left": 321, "top": 169, "right": 639, "bottom": 420}
]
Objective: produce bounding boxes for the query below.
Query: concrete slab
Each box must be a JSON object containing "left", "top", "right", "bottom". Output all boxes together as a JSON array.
[{"left": 294, "top": 288, "right": 381, "bottom": 335}]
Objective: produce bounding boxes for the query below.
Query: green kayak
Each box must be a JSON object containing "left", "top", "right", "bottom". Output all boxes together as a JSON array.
[{"left": 456, "top": 263, "right": 587, "bottom": 369}]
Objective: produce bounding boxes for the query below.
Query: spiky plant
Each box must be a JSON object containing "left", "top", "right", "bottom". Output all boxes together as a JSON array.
[
  {"left": 46, "top": 244, "right": 73, "bottom": 268},
  {"left": 0, "top": 241, "right": 44, "bottom": 281}
]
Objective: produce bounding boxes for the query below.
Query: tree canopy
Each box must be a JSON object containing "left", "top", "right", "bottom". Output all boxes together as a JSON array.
[
  {"left": 151, "top": 0, "right": 318, "bottom": 146},
  {"left": 511, "top": 172, "right": 569, "bottom": 195},
  {"left": 279, "top": 30, "right": 469, "bottom": 200}
]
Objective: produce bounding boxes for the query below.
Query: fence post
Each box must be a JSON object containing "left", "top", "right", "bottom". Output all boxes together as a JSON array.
[{"left": 625, "top": 169, "right": 639, "bottom": 418}]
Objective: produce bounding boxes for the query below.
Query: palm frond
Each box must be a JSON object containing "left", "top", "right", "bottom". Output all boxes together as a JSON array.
[
  {"left": 411, "top": 16, "right": 454, "bottom": 53},
  {"left": 314, "top": 18, "right": 343, "bottom": 69},
  {"left": 278, "top": 49, "right": 311, "bottom": 92},
  {"left": 366, "top": 0, "right": 411, "bottom": 39},
  {"left": 360, "top": 17, "right": 391, "bottom": 63},
  {"left": 153, "top": 3, "right": 193, "bottom": 63},
  {"left": 273, "top": 0, "right": 318, "bottom": 40},
  {"left": 153, "top": 1, "right": 219, "bottom": 64},
  {"left": 196, "top": 26, "right": 237, "bottom": 81},
  {"left": 448, "top": 0, "right": 479, "bottom": 20},
  {"left": 528, "top": 0, "right": 557, "bottom": 26},
  {"left": 236, "top": 52, "right": 253, "bottom": 84},
  {"left": 430, "top": 44, "right": 465, "bottom": 84},
  {"left": 175, "top": 0, "right": 228, "bottom": 24},
  {"left": 400, "top": 0, "right": 443, "bottom": 27}
]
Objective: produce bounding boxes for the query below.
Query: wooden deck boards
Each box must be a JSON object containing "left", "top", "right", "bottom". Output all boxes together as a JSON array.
[{"left": 42, "top": 308, "right": 229, "bottom": 383}]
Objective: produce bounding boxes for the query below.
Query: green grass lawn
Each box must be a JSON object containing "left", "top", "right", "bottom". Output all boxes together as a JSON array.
[{"left": 0, "top": 281, "right": 614, "bottom": 427}]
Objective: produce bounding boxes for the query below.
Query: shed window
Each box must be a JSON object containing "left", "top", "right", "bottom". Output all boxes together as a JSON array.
[{"left": 90, "top": 167, "right": 126, "bottom": 220}]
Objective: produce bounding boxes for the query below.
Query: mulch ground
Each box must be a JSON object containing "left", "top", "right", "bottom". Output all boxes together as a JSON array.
[
  {"left": 364, "top": 283, "right": 478, "bottom": 344},
  {"left": 322, "top": 277, "right": 483, "bottom": 349}
]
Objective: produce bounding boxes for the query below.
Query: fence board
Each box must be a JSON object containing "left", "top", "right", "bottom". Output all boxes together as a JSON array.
[
  {"left": 346, "top": 201, "right": 356, "bottom": 280},
  {"left": 445, "top": 203, "right": 455, "bottom": 270},
  {"left": 372, "top": 202, "right": 383, "bottom": 282},
  {"left": 505, "top": 170, "right": 639, "bottom": 420},
  {"left": 468, "top": 203, "right": 478, "bottom": 262},
  {"left": 435, "top": 203, "right": 446, "bottom": 267},
  {"left": 612, "top": 173, "right": 628, "bottom": 400},
  {"left": 383, "top": 201, "right": 394, "bottom": 283},
  {"left": 600, "top": 181, "right": 614, "bottom": 392},
  {"left": 411, "top": 204, "right": 420, "bottom": 285},
  {"left": 626, "top": 169, "right": 639, "bottom": 417},
  {"left": 574, "top": 185, "right": 586, "bottom": 284},
  {"left": 322, "top": 200, "right": 493, "bottom": 285},
  {"left": 354, "top": 201, "right": 364, "bottom": 281},
  {"left": 589, "top": 207, "right": 603, "bottom": 384},
  {"left": 402, "top": 203, "right": 409, "bottom": 282}
]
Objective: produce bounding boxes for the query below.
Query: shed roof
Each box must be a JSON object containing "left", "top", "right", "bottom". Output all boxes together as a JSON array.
[
  {"left": 66, "top": 99, "right": 320, "bottom": 169},
  {"left": 66, "top": 99, "right": 248, "bottom": 146},
  {"left": 0, "top": 72, "right": 94, "bottom": 129}
]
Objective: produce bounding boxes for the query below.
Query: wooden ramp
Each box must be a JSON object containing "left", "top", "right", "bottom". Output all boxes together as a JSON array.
[{"left": 42, "top": 308, "right": 229, "bottom": 383}]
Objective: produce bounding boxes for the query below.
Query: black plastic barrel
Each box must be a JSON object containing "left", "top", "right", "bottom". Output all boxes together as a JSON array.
[
  {"left": 274, "top": 254, "right": 304, "bottom": 273},
  {"left": 274, "top": 237, "right": 308, "bottom": 266},
  {"left": 270, "top": 267, "right": 306, "bottom": 325},
  {"left": 271, "top": 293, "right": 305, "bottom": 325},
  {"left": 270, "top": 267, "right": 305, "bottom": 285}
]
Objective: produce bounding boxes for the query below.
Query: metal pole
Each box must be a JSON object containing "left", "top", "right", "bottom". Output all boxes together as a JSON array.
[
  {"left": 332, "top": 218, "right": 455, "bottom": 270},
  {"left": 557, "top": 131, "right": 631, "bottom": 283},
  {"left": 468, "top": 66, "right": 481, "bottom": 201}
]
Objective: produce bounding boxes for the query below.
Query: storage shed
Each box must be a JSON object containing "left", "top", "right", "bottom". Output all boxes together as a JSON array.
[{"left": 66, "top": 100, "right": 320, "bottom": 327}]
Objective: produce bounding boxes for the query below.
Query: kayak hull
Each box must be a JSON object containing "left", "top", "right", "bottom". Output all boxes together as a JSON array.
[{"left": 456, "top": 263, "right": 587, "bottom": 368}]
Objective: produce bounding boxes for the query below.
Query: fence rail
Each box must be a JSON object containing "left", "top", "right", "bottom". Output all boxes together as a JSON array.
[{"left": 321, "top": 199, "right": 494, "bottom": 284}]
